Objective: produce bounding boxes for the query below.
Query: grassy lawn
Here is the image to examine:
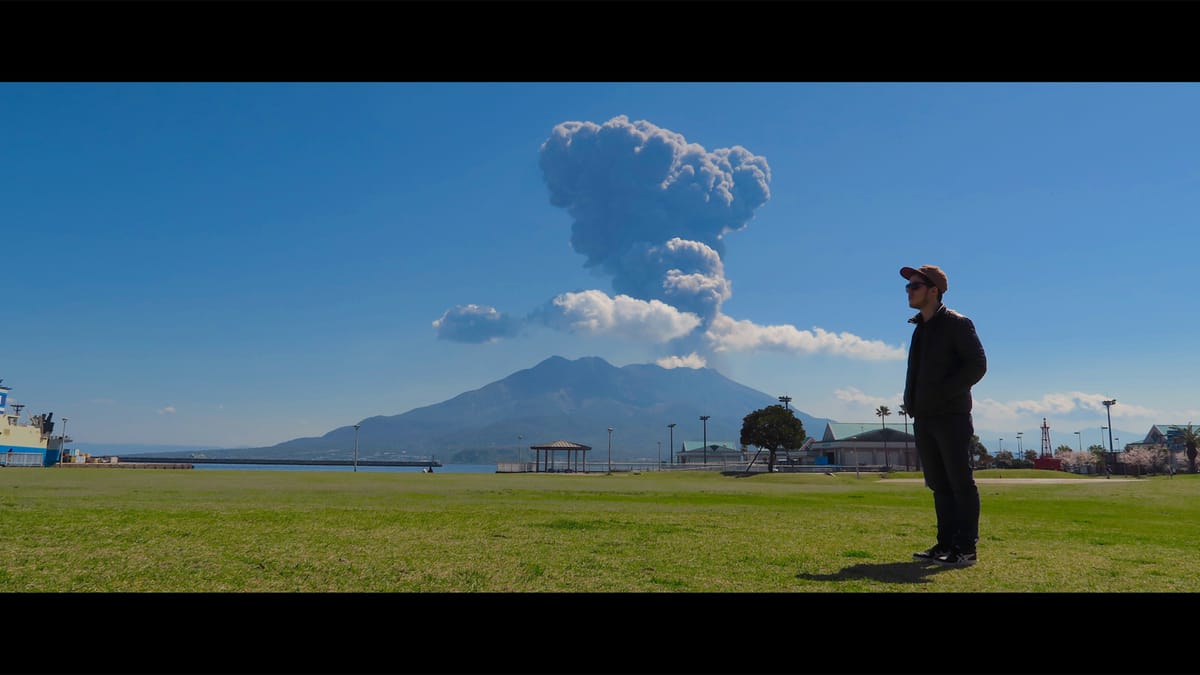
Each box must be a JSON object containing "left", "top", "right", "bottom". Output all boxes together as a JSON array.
[{"left": 2, "top": 466, "right": 1195, "bottom": 593}]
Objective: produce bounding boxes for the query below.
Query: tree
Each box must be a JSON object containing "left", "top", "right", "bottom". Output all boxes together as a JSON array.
[
  {"left": 1124, "top": 446, "right": 1157, "bottom": 476},
  {"left": 969, "top": 434, "right": 991, "bottom": 468},
  {"left": 1057, "top": 449, "right": 1099, "bottom": 474},
  {"left": 740, "top": 404, "right": 806, "bottom": 473},
  {"left": 1176, "top": 423, "right": 1200, "bottom": 474},
  {"left": 875, "top": 405, "right": 891, "bottom": 468}
]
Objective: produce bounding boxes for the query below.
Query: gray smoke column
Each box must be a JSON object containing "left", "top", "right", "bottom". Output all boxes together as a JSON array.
[{"left": 538, "top": 115, "right": 770, "bottom": 324}]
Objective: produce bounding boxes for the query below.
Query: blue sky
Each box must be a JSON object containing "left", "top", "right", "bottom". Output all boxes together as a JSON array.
[{"left": 3, "top": 82, "right": 1195, "bottom": 452}]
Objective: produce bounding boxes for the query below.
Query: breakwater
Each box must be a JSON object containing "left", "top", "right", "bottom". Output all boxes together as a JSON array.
[{"left": 111, "top": 457, "right": 442, "bottom": 467}]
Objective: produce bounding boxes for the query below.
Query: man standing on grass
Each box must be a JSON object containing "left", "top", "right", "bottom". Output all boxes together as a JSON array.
[{"left": 900, "top": 264, "right": 987, "bottom": 567}]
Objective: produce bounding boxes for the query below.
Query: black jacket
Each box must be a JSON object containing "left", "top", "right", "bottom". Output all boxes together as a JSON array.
[{"left": 902, "top": 304, "right": 987, "bottom": 418}]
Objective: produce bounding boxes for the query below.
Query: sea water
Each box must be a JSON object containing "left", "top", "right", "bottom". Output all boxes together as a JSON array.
[{"left": 191, "top": 463, "right": 498, "bottom": 474}]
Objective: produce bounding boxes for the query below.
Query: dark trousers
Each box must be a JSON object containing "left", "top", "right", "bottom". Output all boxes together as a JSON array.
[{"left": 913, "top": 413, "right": 980, "bottom": 551}]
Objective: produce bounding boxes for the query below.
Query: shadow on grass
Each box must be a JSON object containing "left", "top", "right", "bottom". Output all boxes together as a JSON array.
[{"left": 796, "top": 561, "right": 956, "bottom": 585}]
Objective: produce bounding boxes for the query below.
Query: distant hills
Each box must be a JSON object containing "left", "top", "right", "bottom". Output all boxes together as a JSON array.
[{"left": 129, "top": 355, "right": 835, "bottom": 464}]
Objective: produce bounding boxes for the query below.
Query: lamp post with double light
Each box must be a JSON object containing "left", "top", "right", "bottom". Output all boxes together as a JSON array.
[{"left": 1102, "top": 399, "right": 1116, "bottom": 473}]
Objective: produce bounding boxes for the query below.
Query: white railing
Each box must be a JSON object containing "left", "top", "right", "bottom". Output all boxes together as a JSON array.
[{"left": 2, "top": 452, "right": 45, "bottom": 467}]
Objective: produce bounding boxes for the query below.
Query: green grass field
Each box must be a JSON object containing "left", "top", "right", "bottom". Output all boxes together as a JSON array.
[{"left": 1, "top": 466, "right": 1196, "bottom": 592}]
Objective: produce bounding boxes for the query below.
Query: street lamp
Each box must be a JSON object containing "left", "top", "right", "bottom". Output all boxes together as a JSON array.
[
  {"left": 778, "top": 395, "right": 791, "bottom": 411},
  {"left": 607, "top": 427, "right": 613, "bottom": 473},
  {"left": 1102, "top": 399, "right": 1117, "bottom": 472},
  {"left": 700, "top": 415, "right": 710, "bottom": 464},
  {"left": 1016, "top": 432, "right": 1023, "bottom": 460},
  {"left": 353, "top": 424, "right": 360, "bottom": 473},
  {"left": 517, "top": 434, "right": 523, "bottom": 463},
  {"left": 667, "top": 423, "right": 676, "bottom": 465},
  {"left": 657, "top": 440, "right": 662, "bottom": 467},
  {"left": 60, "top": 416, "right": 68, "bottom": 464}
]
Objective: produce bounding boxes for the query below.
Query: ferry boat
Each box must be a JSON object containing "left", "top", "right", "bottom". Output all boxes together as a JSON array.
[{"left": 0, "top": 380, "right": 64, "bottom": 467}]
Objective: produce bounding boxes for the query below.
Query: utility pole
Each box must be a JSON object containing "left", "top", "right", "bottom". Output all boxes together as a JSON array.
[
  {"left": 607, "top": 427, "right": 613, "bottom": 473},
  {"left": 353, "top": 424, "right": 360, "bottom": 473},
  {"left": 700, "top": 415, "right": 710, "bottom": 464}
]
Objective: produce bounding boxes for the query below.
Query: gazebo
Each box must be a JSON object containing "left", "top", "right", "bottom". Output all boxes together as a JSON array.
[{"left": 528, "top": 440, "right": 592, "bottom": 473}]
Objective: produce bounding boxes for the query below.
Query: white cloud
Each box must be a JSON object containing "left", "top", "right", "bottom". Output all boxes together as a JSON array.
[
  {"left": 545, "top": 290, "right": 701, "bottom": 342},
  {"left": 157, "top": 406, "right": 176, "bottom": 415},
  {"left": 972, "top": 391, "right": 1158, "bottom": 426},
  {"left": 656, "top": 353, "right": 707, "bottom": 369},
  {"left": 705, "top": 314, "right": 906, "bottom": 360},
  {"left": 433, "top": 304, "right": 520, "bottom": 343},
  {"left": 833, "top": 386, "right": 901, "bottom": 409}
]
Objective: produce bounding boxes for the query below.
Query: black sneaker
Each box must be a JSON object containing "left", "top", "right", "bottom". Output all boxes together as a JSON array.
[
  {"left": 912, "top": 544, "right": 951, "bottom": 561},
  {"left": 933, "top": 549, "right": 977, "bottom": 566}
]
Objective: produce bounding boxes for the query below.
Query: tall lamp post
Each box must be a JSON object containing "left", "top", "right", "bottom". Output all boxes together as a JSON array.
[
  {"left": 353, "top": 424, "right": 360, "bottom": 473},
  {"left": 700, "top": 415, "right": 710, "bottom": 464},
  {"left": 1102, "top": 399, "right": 1117, "bottom": 473},
  {"left": 60, "top": 416, "right": 68, "bottom": 464},
  {"left": 657, "top": 441, "right": 662, "bottom": 467},
  {"left": 517, "top": 434, "right": 523, "bottom": 463},
  {"left": 607, "top": 427, "right": 613, "bottom": 473},
  {"left": 1100, "top": 426, "right": 1108, "bottom": 474},
  {"left": 667, "top": 423, "right": 676, "bottom": 465}
]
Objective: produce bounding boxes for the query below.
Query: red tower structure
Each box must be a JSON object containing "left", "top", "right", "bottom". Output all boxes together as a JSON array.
[{"left": 1034, "top": 417, "right": 1063, "bottom": 470}]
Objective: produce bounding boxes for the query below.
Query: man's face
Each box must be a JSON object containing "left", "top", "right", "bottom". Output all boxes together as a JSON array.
[{"left": 905, "top": 275, "right": 934, "bottom": 309}]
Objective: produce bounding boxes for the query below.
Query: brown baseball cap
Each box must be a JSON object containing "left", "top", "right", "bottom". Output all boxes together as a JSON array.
[{"left": 900, "top": 264, "right": 948, "bottom": 293}]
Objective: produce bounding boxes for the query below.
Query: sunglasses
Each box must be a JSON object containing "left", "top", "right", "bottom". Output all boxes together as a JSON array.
[{"left": 905, "top": 281, "right": 931, "bottom": 291}]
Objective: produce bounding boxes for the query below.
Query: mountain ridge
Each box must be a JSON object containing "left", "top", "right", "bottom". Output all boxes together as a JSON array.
[{"left": 131, "top": 355, "right": 835, "bottom": 464}]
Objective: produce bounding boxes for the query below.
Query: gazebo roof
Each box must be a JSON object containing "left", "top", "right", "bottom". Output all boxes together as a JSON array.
[{"left": 529, "top": 440, "right": 592, "bottom": 451}]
